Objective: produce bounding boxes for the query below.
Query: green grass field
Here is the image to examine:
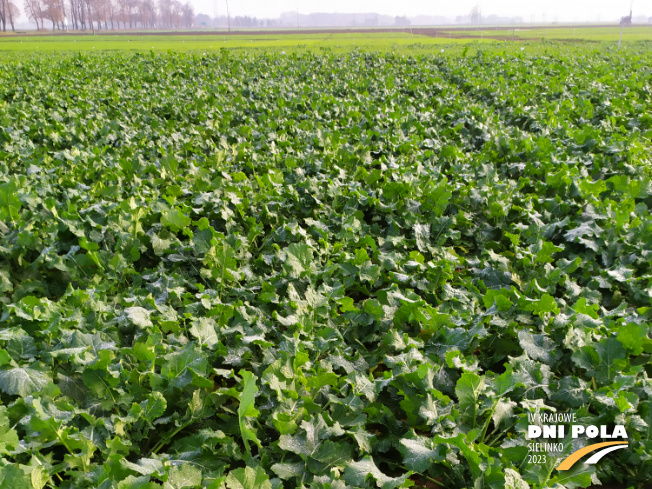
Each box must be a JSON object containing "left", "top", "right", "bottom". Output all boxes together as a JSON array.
[
  {"left": 2, "top": 25, "right": 651, "bottom": 52},
  {"left": 0, "top": 32, "right": 485, "bottom": 52}
]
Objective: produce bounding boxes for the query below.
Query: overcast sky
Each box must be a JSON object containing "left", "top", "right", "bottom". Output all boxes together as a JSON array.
[{"left": 197, "top": 0, "right": 649, "bottom": 21}]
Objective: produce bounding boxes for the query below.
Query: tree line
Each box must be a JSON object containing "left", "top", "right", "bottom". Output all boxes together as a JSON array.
[
  {"left": 0, "top": 0, "right": 194, "bottom": 31},
  {"left": 0, "top": 0, "right": 19, "bottom": 31}
]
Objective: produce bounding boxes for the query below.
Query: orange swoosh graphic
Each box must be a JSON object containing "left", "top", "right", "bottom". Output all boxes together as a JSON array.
[{"left": 556, "top": 441, "right": 628, "bottom": 471}]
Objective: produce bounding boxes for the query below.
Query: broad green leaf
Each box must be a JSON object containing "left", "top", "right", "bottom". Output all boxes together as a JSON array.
[
  {"left": 0, "top": 350, "right": 11, "bottom": 367},
  {"left": 534, "top": 240, "right": 564, "bottom": 264},
  {"left": 617, "top": 322, "right": 649, "bottom": 355},
  {"left": 551, "top": 376, "right": 590, "bottom": 408},
  {"left": 414, "top": 223, "right": 430, "bottom": 253},
  {"left": 504, "top": 468, "right": 529, "bottom": 489},
  {"left": 270, "top": 462, "right": 304, "bottom": 480},
  {"left": 422, "top": 178, "right": 451, "bottom": 216},
  {"left": 572, "top": 338, "right": 627, "bottom": 384},
  {"left": 225, "top": 467, "right": 271, "bottom": 489},
  {"left": 118, "top": 475, "right": 159, "bottom": 489},
  {"left": 0, "top": 406, "right": 19, "bottom": 454},
  {"left": 189, "top": 318, "right": 219, "bottom": 349},
  {"left": 121, "top": 458, "right": 164, "bottom": 477},
  {"left": 30, "top": 466, "right": 48, "bottom": 489},
  {"left": 161, "top": 208, "right": 192, "bottom": 231},
  {"left": 455, "top": 372, "right": 484, "bottom": 428},
  {"left": 0, "top": 269, "right": 13, "bottom": 294},
  {"left": 313, "top": 439, "right": 353, "bottom": 466},
  {"left": 0, "top": 365, "right": 51, "bottom": 397},
  {"left": 433, "top": 434, "right": 483, "bottom": 479},
  {"left": 0, "top": 180, "right": 21, "bottom": 222},
  {"left": 483, "top": 289, "right": 512, "bottom": 311},
  {"left": 140, "top": 392, "right": 167, "bottom": 423},
  {"left": 522, "top": 293, "right": 559, "bottom": 317},
  {"left": 126, "top": 307, "right": 153, "bottom": 328},
  {"left": 161, "top": 345, "right": 208, "bottom": 390},
  {"left": 238, "top": 370, "right": 261, "bottom": 454},
  {"left": 0, "top": 464, "right": 31, "bottom": 489},
  {"left": 164, "top": 464, "right": 202, "bottom": 489},
  {"left": 343, "top": 456, "right": 411, "bottom": 489},
  {"left": 283, "top": 243, "right": 314, "bottom": 278},
  {"left": 547, "top": 463, "right": 597, "bottom": 489},
  {"left": 399, "top": 435, "right": 445, "bottom": 472},
  {"left": 492, "top": 399, "right": 516, "bottom": 428},
  {"left": 204, "top": 241, "right": 238, "bottom": 283},
  {"left": 518, "top": 331, "right": 561, "bottom": 364}
]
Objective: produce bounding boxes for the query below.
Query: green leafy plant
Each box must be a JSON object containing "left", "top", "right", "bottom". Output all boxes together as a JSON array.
[{"left": 0, "top": 45, "right": 651, "bottom": 488}]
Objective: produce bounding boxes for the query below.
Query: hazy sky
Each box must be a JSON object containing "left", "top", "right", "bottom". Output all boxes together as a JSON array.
[{"left": 198, "top": 0, "right": 649, "bottom": 21}]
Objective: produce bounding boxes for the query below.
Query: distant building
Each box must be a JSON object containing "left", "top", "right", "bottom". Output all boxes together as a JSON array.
[
  {"left": 365, "top": 14, "right": 379, "bottom": 27},
  {"left": 394, "top": 16, "right": 410, "bottom": 26}
]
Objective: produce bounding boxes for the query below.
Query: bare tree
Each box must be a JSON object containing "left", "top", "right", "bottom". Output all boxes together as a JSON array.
[
  {"left": 140, "top": 0, "right": 155, "bottom": 27},
  {"left": 170, "top": 0, "right": 181, "bottom": 27},
  {"left": 67, "top": 0, "right": 87, "bottom": 29},
  {"left": 84, "top": 0, "right": 94, "bottom": 32},
  {"left": 95, "top": 0, "right": 111, "bottom": 29},
  {"left": 0, "top": 0, "right": 19, "bottom": 31},
  {"left": 180, "top": 1, "right": 192, "bottom": 28},
  {"left": 24, "top": 0, "right": 45, "bottom": 29},
  {"left": 106, "top": 0, "right": 116, "bottom": 28},
  {"left": 157, "top": 0, "right": 170, "bottom": 26},
  {"left": 41, "top": 0, "right": 65, "bottom": 30},
  {"left": 116, "top": 0, "right": 128, "bottom": 27},
  {"left": 13, "top": 0, "right": 226, "bottom": 32},
  {"left": 0, "top": 0, "right": 7, "bottom": 31},
  {"left": 9, "top": 0, "right": 19, "bottom": 30},
  {"left": 56, "top": 0, "right": 68, "bottom": 30}
]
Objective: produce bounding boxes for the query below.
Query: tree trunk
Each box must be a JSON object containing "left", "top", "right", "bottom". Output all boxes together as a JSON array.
[
  {"left": 33, "top": 3, "right": 42, "bottom": 30},
  {"left": 86, "top": 0, "right": 94, "bottom": 32},
  {"left": 58, "top": 0, "right": 67, "bottom": 30},
  {"left": 79, "top": 2, "right": 85, "bottom": 30},
  {"left": 0, "top": 0, "right": 6, "bottom": 33},
  {"left": 69, "top": 0, "right": 75, "bottom": 29},
  {"left": 7, "top": 0, "right": 15, "bottom": 31}
]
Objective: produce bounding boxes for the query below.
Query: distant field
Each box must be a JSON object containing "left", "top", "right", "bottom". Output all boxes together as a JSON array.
[
  {"left": 440, "top": 26, "right": 652, "bottom": 42},
  {"left": 0, "top": 31, "right": 485, "bottom": 52},
  {"left": 2, "top": 24, "right": 651, "bottom": 52}
]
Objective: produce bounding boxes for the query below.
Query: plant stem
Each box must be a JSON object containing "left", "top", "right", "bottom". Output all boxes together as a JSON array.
[
  {"left": 480, "top": 398, "right": 499, "bottom": 444},
  {"left": 151, "top": 418, "right": 194, "bottom": 454}
]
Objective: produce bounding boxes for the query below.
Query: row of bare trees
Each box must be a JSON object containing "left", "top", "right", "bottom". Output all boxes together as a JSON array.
[
  {"left": 0, "top": 0, "right": 19, "bottom": 31},
  {"left": 19, "top": 0, "right": 193, "bottom": 31}
]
